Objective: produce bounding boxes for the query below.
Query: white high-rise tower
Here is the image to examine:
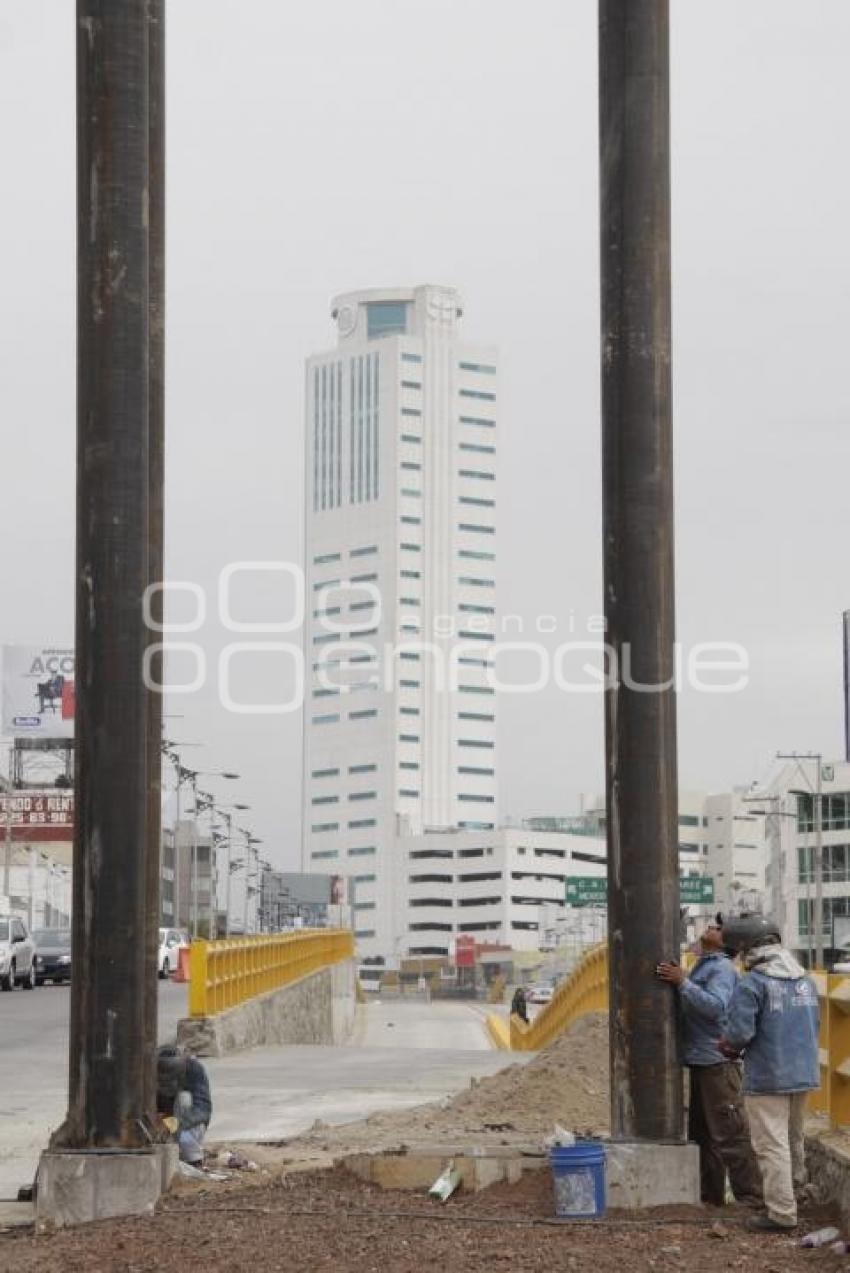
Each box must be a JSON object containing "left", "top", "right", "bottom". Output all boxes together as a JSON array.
[{"left": 301, "top": 286, "right": 499, "bottom": 956}]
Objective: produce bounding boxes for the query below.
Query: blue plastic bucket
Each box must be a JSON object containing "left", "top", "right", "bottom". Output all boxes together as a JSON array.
[{"left": 549, "top": 1141, "right": 606, "bottom": 1219}]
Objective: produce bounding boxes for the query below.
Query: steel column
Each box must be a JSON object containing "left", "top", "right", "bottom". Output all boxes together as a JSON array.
[
  {"left": 59, "top": 1, "right": 161, "bottom": 1148},
  {"left": 599, "top": 0, "right": 683, "bottom": 1142}
]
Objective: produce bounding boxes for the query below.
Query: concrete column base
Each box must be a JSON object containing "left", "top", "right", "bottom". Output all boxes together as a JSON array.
[
  {"left": 606, "top": 1141, "right": 700, "bottom": 1209},
  {"left": 36, "top": 1149, "right": 163, "bottom": 1230}
]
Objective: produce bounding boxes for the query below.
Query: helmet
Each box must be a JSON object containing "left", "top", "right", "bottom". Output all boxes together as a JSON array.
[{"left": 721, "top": 914, "right": 781, "bottom": 954}]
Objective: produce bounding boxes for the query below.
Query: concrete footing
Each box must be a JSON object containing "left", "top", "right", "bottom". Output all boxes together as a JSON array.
[
  {"left": 344, "top": 1139, "right": 700, "bottom": 1210},
  {"left": 605, "top": 1141, "right": 700, "bottom": 1209},
  {"left": 35, "top": 1145, "right": 177, "bottom": 1231}
]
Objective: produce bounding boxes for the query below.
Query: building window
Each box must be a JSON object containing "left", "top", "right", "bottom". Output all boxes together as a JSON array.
[
  {"left": 401, "top": 543, "right": 421, "bottom": 553},
  {"left": 459, "top": 604, "right": 495, "bottom": 616},
  {"left": 348, "top": 846, "right": 376, "bottom": 856},
  {"left": 313, "top": 552, "right": 341, "bottom": 565},
  {"left": 350, "top": 545, "right": 378, "bottom": 558},
  {"left": 460, "top": 443, "right": 496, "bottom": 455},
  {"left": 349, "top": 763, "right": 377, "bottom": 774},
  {"left": 401, "top": 488, "right": 421, "bottom": 499},
  {"left": 459, "top": 766, "right": 495, "bottom": 776},
  {"left": 459, "top": 361, "right": 496, "bottom": 375},
  {"left": 400, "top": 707, "right": 420, "bottom": 716},
  {"left": 458, "top": 631, "right": 494, "bottom": 642},
  {"left": 458, "top": 469, "right": 495, "bottom": 481},
  {"left": 459, "top": 739, "right": 495, "bottom": 749},
  {"left": 311, "top": 795, "right": 339, "bottom": 805},
  {"left": 349, "top": 818, "right": 377, "bottom": 829},
  {"left": 312, "top": 767, "right": 340, "bottom": 778},
  {"left": 458, "top": 523, "right": 494, "bottom": 535},
  {"left": 459, "top": 685, "right": 495, "bottom": 695},
  {"left": 311, "top": 823, "right": 339, "bottom": 833},
  {"left": 312, "top": 713, "right": 340, "bottom": 725},
  {"left": 399, "top": 788, "right": 420, "bottom": 798},
  {"left": 401, "top": 461, "right": 421, "bottom": 472},
  {"left": 460, "top": 415, "right": 495, "bottom": 428},
  {"left": 460, "top": 388, "right": 496, "bottom": 402},
  {"left": 410, "top": 873, "right": 453, "bottom": 884},
  {"left": 399, "top": 679, "right": 420, "bottom": 689},
  {"left": 459, "top": 794, "right": 496, "bottom": 803},
  {"left": 354, "top": 874, "right": 376, "bottom": 883},
  {"left": 459, "top": 496, "right": 495, "bottom": 508},
  {"left": 311, "top": 850, "right": 339, "bottom": 860},
  {"left": 410, "top": 898, "right": 453, "bottom": 908},
  {"left": 367, "top": 301, "right": 409, "bottom": 338},
  {"left": 350, "top": 708, "right": 378, "bottom": 721},
  {"left": 354, "top": 928, "right": 376, "bottom": 938},
  {"left": 349, "top": 791, "right": 377, "bottom": 802},
  {"left": 402, "top": 351, "right": 422, "bottom": 364},
  {"left": 400, "top": 760, "right": 420, "bottom": 770},
  {"left": 400, "top": 517, "right": 421, "bottom": 526},
  {"left": 458, "top": 712, "right": 495, "bottom": 722},
  {"left": 401, "top": 432, "right": 421, "bottom": 444},
  {"left": 459, "top": 575, "right": 495, "bottom": 587},
  {"left": 399, "top": 733, "right": 420, "bottom": 743}
]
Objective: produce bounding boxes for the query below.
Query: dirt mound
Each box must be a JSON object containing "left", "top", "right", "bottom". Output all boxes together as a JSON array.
[{"left": 293, "top": 1012, "right": 610, "bottom": 1155}]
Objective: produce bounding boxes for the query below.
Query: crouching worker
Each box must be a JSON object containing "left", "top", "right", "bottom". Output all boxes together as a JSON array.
[{"left": 157, "top": 1044, "right": 213, "bottom": 1166}]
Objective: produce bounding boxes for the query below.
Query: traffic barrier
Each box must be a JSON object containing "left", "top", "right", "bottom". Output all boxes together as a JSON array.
[
  {"left": 188, "top": 928, "right": 354, "bottom": 1018},
  {"left": 173, "top": 946, "right": 191, "bottom": 984}
]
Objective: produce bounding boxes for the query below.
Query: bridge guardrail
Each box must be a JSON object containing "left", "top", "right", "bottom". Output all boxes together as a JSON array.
[{"left": 188, "top": 929, "right": 354, "bottom": 1018}]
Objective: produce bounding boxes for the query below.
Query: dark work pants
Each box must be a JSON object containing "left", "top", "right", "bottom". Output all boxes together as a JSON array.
[{"left": 688, "top": 1063, "right": 763, "bottom": 1207}]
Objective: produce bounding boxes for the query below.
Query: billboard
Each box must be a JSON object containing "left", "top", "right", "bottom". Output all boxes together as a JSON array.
[
  {"left": 2, "top": 646, "right": 75, "bottom": 739},
  {"left": 0, "top": 791, "right": 74, "bottom": 842}
]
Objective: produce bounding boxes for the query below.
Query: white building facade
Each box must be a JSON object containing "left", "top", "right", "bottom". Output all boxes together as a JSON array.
[
  {"left": 762, "top": 758, "right": 850, "bottom": 962},
  {"left": 301, "top": 286, "right": 499, "bottom": 956},
  {"left": 395, "top": 827, "right": 607, "bottom": 956}
]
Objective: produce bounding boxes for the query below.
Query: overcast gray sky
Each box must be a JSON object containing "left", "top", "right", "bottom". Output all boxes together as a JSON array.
[{"left": 1, "top": 1, "right": 848, "bottom": 866}]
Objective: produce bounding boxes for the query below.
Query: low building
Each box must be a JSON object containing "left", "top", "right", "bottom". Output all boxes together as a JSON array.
[{"left": 394, "top": 826, "right": 607, "bottom": 957}]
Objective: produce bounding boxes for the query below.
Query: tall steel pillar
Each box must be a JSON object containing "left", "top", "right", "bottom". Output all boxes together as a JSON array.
[
  {"left": 599, "top": 0, "right": 683, "bottom": 1142},
  {"left": 57, "top": 1, "right": 162, "bottom": 1150},
  {"left": 143, "top": 0, "right": 166, "bottom": 1123}
]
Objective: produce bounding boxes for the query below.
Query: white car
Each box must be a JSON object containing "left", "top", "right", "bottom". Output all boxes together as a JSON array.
[
  {"left": 0, "top": 915, "right": 38, "bottom": 991},
  {"left": 527, "top": 984, "right": 554, "bottom": 1005},
  {"left": 158, "top": 927, "right": 189, "bottom": 978}
]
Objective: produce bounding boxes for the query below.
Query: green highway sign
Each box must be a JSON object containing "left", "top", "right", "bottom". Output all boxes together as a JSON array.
[
  {"left": 566, "top": 874, "right": 715, "bottom": 907},
  {"left": 680, "top": 875, "right": 715, "bottom": 905},
  {"left": 565, "top": 876, "right": 607, "bottom": 906}
]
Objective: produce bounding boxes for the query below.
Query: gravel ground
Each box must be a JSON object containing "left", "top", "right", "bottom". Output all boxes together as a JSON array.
[{"left": 1, "top": 1167, "right": 844, "bottom": 1273}]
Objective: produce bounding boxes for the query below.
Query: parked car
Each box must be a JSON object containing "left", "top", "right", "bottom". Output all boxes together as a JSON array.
[
  {"left": 0, "top": 915, "right": 38, "bottom": 991},
  {"left": 526, "top": 984, "right": 554, "bottom": 1004},
  {"left": 158, "top": 927, "right": 189, "bottom": 978},
  {"left": 33, "top": 928, "right": 72, "bottom": 984}
]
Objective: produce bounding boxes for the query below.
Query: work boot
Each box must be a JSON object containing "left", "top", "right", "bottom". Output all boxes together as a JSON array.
[{"left": 745, "top": 1213, "right": 796, "bottom": 1233}]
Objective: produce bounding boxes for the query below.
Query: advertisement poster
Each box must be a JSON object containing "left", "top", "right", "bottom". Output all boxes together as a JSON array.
[
  {"left": 1, "top": 645, "right": 75, "bottom": 739},
  {"left": 0, "top": 790, "right": 74, "bottom": 842}
]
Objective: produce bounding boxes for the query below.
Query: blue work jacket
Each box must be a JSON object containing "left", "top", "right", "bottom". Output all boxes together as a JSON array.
[
  {"left": 678, "top": 952, "right": 738, "bottom": 1067},
  {"left": 725, "top": 966, "right": 819, "bottom": 1094}
]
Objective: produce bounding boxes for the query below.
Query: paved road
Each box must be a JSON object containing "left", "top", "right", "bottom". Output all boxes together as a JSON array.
[
  {"left": 0, "top": 979, "right": 189, "bottom": 1199},
  {"left": 0, "top": 989, "right": 514, "bottom": 1199}
]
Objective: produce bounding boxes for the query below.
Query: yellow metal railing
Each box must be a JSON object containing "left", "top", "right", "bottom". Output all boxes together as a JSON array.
[
  {"left": 485, "top": 945, "right": 609, "bottom": 1052},
  {"left": 189, "top": 929, "right": 354, "bottom": 1018}
]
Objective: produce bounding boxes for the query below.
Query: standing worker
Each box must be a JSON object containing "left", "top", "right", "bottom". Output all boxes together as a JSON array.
[
  {"left": 656, "top": 919, "right": 763, "bottom": 1208},
  {"left": 510, "top": 985, "right": 529, "bottom": 1024},
  {"left": 718, "top": 915, "right": 819, "bottom": 1232}
]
